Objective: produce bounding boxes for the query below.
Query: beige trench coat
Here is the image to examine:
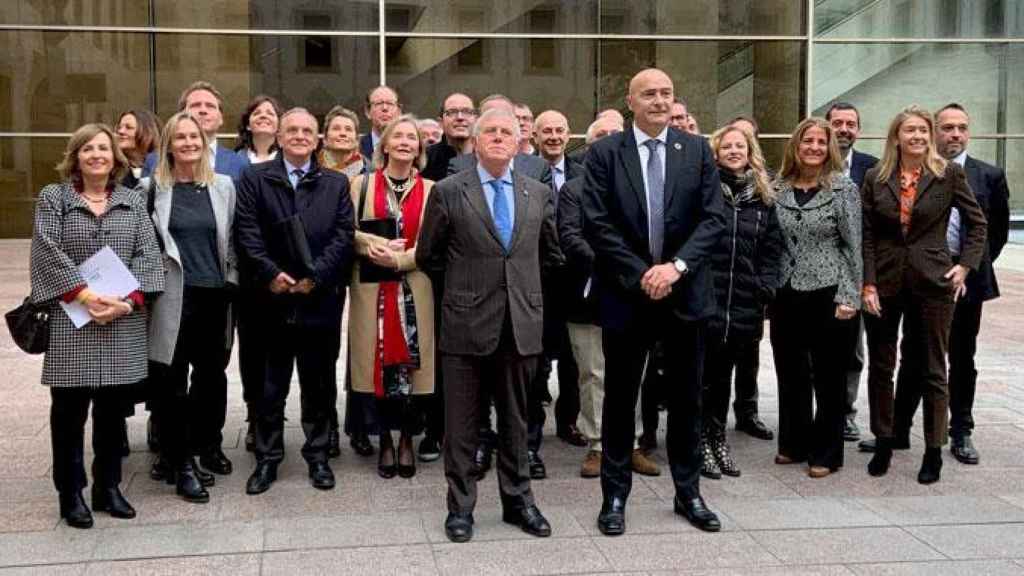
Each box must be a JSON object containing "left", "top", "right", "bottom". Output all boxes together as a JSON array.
[{"left": 348, "top": 172, "right": 435, "bottom": 395}]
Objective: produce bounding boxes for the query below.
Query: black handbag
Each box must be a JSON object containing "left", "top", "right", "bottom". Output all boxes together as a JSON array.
[{"left": 5, "top": 297, "right": 50, "bottom": 354}]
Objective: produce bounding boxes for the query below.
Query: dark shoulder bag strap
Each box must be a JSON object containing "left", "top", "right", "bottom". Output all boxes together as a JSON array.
[{"left": 146, "top": 179, "right": 166, "bottom": 252}]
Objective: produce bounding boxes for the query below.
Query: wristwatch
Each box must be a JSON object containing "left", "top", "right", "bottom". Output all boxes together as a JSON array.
[{"left": 673, "top": 258, "right": 688, "bottom": 275}]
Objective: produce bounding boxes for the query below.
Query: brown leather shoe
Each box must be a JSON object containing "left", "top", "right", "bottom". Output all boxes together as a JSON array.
[
  {"left": 631, "top": 449, "right": 661, "bottom": 476},
  {"left": 808, "top": 465, "right": 831, "bottom": 478},
  {"left": 774, "top": 454, "right": 797, "bottom": 465},
  {"left": 580, "top": 450, "right": 601, "bottom": 478}
]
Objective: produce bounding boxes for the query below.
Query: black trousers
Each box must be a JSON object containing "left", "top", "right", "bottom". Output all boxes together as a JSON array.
[
  {"left": 641, "top": 342, "right": 666, "bottom": 439},
  {"left": 237, "top": 290, "right": 264, "bottom": 419},
  {"left": 601, "top": 317, "right": 705, "bottom": 502},
  {"left": 254, "top": 323, "right": 340, "bottom": 465},
  {"left": 527, "top": 328, "right": 579, "bottom": 451},
  {"left": 703, "top": 332, "right": 761, "bottom": 431},
  {"left": 770, "top": 286, "right": 856, "bottom": 469},
  {"left": 443, "top": 317, "right": 537, "bottom": 514},
  {"left": 844, "top": 316, "right": 866, "bottom": 417},
  {"left": 50, "top": 387, "right": 129, "bottom": 493},
  {"left": 153, "top": 286, "right": 230, "bottom": 465}
]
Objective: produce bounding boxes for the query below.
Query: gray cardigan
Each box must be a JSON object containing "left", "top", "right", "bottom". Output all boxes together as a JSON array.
[
  {"left": 773, "top": 174, "right": 862, "bottom": 309},
  {"left": 138, "top": 175, "right": 238, "bottom": 365}
]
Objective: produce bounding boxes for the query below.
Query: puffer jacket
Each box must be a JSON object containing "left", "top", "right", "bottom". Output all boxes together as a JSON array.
[{"left": 708, "top": 170, "right": 784, "bottom": 340}]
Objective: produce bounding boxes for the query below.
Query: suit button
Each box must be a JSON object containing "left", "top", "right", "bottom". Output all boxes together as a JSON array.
[
  {"left": 790, "top": 259, "right": 796, "bottom": 267},
  {"left": 795, "top": 213, "right": 803, "bottom": 221}
]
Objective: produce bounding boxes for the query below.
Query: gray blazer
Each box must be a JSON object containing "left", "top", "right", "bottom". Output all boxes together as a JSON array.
[
  {"left": 139, "top": 175, "right": 238, "bottom": 365},
  {"left": 416, "top": 166, "right": 562, "bottom": 356},
  {"left": 773, "top": 174, "right": 862, "bottom": 309}
]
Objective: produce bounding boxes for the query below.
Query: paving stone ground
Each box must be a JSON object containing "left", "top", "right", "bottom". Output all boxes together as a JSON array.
[{"left": 3, "top": 238, "right": 1024, "bottom": 575}]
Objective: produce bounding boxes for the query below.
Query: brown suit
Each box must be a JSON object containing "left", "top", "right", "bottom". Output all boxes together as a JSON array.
[
  {"left": 861, "top": 162, "right": 987, "bottom": 447},
  {"left": 416, "top": 164, "right": 561, "bottom": 514}
]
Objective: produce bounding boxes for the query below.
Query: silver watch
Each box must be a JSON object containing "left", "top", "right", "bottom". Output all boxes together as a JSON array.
[{"left": 673, "top": 258, "right": 688, "bottom": 275}]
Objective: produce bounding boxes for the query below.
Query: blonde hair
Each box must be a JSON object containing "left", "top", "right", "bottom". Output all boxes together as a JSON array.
[
  {"left": 55, "top": 123, "right": 129, "bottom": 184},
  {"left": 709, "top": 125, "right": 774, "bottom": 204},
  {"left": 372, "top": 114, "right": 427, "bottom": 171},
  {"left": 154, "top": 112, "right": 216, "bottom": 189},
  {"left": 875, "top": 105, "right": 948, "bottom": 183},
  {"left": 779, "top": 117, "right": 843, "bottom": 188}
]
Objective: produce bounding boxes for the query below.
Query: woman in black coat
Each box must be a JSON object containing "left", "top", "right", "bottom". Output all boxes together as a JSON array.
[{"left": 699, "top": 125, "right": 783, "bottom": 479}]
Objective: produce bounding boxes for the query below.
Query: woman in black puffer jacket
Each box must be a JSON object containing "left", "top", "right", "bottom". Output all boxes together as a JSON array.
[{"left": 700, "top": 125, "right": 784, "bottom": 479}]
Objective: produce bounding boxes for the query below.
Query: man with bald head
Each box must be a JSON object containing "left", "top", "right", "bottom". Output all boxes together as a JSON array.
[
  {"left": 235, "top": 108, "right": 355, "bottom": 495},
  {"left": 583, "top": 68, "right": 726, "bottom": 535}
]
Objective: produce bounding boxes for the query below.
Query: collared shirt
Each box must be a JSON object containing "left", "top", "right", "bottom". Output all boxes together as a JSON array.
[
  {"left": 947, "top": 150, "right": 968, "bottom": 255},
  {"left": 476, "top": 162, "right": 515, "bottom": 231},
  {"left": 284, "top": 157, "right": 312, "bottom": 189},
  {"left": 371, "top": 130, "right": 381, "bottom": 152},
  {"left": 842, "top": 148, "right": 853, "bottom": 178},
  {"left": 633, "top": 123, "right": 668, "bottom": 246},
  {"left": 551, "top": 156, "right": 566, "bottom": 192}
]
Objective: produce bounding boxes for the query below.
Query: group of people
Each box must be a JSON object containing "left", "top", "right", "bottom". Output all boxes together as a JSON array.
[{"left": 27, "top": 67, "right": 1009, "bottom": 542}]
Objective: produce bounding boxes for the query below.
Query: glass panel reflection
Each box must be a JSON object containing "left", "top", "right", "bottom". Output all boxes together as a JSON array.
[
  {"left": 153, "top": 0, "right": 379, "bottom": 31},
  {"left": 0, "top": 1, "right": 149, "bottom": 27},
  {"left": 385, "top": 0, "right": 598, "bottom": 34},
  {"left": 0, "top": 137, "right": 65, "bottom": 238},
  {"left": 815, "top": 0, "right": 1023, "bottom": 39},
  {"left": 599, "top": 0, "right": 804, "bottom": 36}
]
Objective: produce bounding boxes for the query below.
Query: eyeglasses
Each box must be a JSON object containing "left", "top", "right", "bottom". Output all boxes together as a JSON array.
[{"left": 443, "top": 107, "right": 477, "bottom": 118}]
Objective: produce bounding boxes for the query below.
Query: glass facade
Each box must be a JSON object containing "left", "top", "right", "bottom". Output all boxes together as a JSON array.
[{"left": 0, "top": 0, "right": 1020, "bottom": 237}]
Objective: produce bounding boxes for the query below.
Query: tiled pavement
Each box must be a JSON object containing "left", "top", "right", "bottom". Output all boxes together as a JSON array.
[{"left": 3, "top": 238, "right": 1024, "bottom": 575}]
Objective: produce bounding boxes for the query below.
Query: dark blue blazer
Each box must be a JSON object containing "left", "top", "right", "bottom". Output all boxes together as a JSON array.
[
  {"left": 142, "top": 145, "right": 249, "bottom": 184},
  {"left": 359, "top": 133, "right": 375, "bottom": 160},
  {"left": 849, "top": 149, "right": 879, "bottom": 189},
  {"left": 961, "top": 155, "right": 1010, "bottom": 302},
  {"left": 582, "top": 126, "right": 727, "bottom": 330}
]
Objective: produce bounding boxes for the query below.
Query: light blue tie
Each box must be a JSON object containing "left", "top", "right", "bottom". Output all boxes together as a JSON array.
[
  {"left": 643, "top": 139, "right": 664, "bottom": 262},
  {"left": 489, "top": 179, "right": 512, "bottom": 251}
]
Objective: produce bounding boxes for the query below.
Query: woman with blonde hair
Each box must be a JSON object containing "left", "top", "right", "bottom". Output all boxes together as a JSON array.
[
  {"left": 30, "top": 123, "right": 164, "bottom": 527},
  {"left": 347, "top": 114, "right": 435, "bottom": 479},
  {"left": 698, "top": 125, "right": 783, "bottom": 479},
  {"left": 770, "top": 117, "right": 861, "bottom": 478},
  {"left": 861, "top": 105, "right": 986, "bottom": 483},
  {"left": 141, "top": 111, "right": 237, "bottom": 502}
]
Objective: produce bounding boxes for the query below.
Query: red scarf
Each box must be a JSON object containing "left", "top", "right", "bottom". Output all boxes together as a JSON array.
[{"left": 372, "top": 170, "right": 425, "bottom": 397}]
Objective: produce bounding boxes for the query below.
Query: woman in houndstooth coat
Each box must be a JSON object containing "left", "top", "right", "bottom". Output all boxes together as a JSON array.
[{"left": 29, "top": 123, "right": 164, "bottom": 529}]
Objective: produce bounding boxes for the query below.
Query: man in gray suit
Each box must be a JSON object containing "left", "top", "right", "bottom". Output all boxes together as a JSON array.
[{"left": 417, "top": 108, "right": 563, "bottom": 543}]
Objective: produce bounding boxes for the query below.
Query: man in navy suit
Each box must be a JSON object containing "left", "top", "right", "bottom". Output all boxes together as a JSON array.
[
  {"left": 143, "top": 81, "right": 248, "bottom": 183},
  {"left": 826, "top": 101, "right": 878, "bottom": 444},
  {"left": 360, "top": 85, "right": 401, "bottom": 158},
  {"left": 886, "top": 103, "right": 1010, "bottom": 465},
  {"left": 583, "top": 68, "right": 726, "bottom": 535}
]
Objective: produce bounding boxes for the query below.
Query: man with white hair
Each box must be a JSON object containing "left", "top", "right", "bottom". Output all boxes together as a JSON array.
[{"left": 417, "top": 107, "right": 562, "bottom": 543}]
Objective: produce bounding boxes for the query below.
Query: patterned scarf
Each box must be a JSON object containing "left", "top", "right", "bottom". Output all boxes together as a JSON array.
[
  {"left": 899, "top": 166, "right": 922, "bottom": 237},
  {"left": 372, "top": 169, "right": 424, "bottom": 398}
]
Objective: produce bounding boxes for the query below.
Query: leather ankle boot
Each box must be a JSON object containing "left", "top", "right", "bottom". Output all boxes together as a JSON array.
[
  {"left": 91, "top": 485, "right": 136, "bottom": 519},
  {"left": 59, "top": 491, "right": 93, "bottom": 529},
  {"left": 868, "top": 437, "right": 893, "bottom": 477},
  {"left": 918, "top": 447, "right": 943, "bottom": 484},
  {"left": 176, "top": 461, "right": 211, "bottom": 503}
]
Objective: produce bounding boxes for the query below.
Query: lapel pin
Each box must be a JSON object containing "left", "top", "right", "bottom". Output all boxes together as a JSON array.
[{"left": 674, "top": 142, "right": 682, "bottom": 150}]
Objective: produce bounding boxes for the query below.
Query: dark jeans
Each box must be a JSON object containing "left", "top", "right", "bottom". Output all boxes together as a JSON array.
[
  {"left": 153, "top": 286, "right": 230, "bottom": 465},
  {"left": 51, "top": 387, "right": 129, "bottom": 493},
  {"left": 601, "top": 318, "right": 705, "bottom": 502},
  {"left": 867, "top": 289, "right": 955, "bottom": 447},
  {"left": 443, "top": 317, "right": 537, "bottom": 514},
  {"left": 254, "top": 323, "right": 340, "bottom": 465},
  {"left": 770, "top": 286, "right": 856, "bottom": 469},
  {"left": 703, "top": 332, "right": 762, "bottom": 431}
]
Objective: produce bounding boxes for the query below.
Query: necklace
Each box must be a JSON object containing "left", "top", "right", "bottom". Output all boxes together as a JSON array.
[
  {"left": 82, "top": 194, "right": 107, "bottom": 204},
  {"left": 385, "top": 172, "right": 413, "bottom": 195}
]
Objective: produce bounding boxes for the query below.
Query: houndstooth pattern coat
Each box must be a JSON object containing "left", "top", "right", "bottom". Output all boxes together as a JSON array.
[{"left": 29, "top": 182, "right": 164, "bottom": 388}]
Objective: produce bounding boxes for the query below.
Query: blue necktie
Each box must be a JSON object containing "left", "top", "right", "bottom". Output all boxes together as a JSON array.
[
  {"left": 644, "top": 139, "right": 664, "bottom": 262},
  {"left": 291, "top": 168, "right": 305, "bottom": 189},
  {"left": 489, "top": 179, "right": 512, "bottom": 250}
]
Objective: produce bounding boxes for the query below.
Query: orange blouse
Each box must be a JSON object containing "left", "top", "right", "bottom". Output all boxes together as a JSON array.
[{"left": 899, "top": 166, "right": 922, "bottom": 237}]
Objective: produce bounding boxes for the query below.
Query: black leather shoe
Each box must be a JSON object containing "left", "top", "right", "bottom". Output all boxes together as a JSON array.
[
  {"left": 91, "top": 485, "right": 136, "bottom": 519},
  {"left": 350, "top": 433, "right": 375, "bottom": 457},
  {"left": 502, "top": 505, "right": 551, "bottom": 537},
  {"left": 674, "top": 495, "right": 721, "bottom": 532},
  {"left": 309, "top": 461, "right": 336, "bottom": 490},
  {"left": 418, "top": 436, "right": 441, "bottom": 462},
  {"left": 192, "top": 459, "right": 216, "bottom": 487},
  {"left": 528, "top": 450, "right": 547, "bottom": 480},
  {"left": 557, "top": 426, "right": 587, "bottom": 447},
  {"left": 736, "top": 417, "right": 774, "bottom": 440},
  {"left": 843, "top": 416, "right": 861, "bottom": 442},
  {"left": 246, "top": 461, "right": 278, "bottom": 495},
  {"left": 471, "top": 445, "right": 493, "bottom": 479},
  {"left": 597, "top": 497, "right": 626, "bottom": 536},
  {"left": 59, "top": 491, "right": 93, "bottom": 529},
  {"left": 199, "top": 449, "right": 233, "bottom": 475},
  {"left": 445, "top": 512, "right": 474, "bottom": 543},
  {"left": 867, "top": 438, "right": 893, "bottom": 477},
  {"left": 951, "top": 435, "right": 980, "bottom": 465},
  {"left": 176, "top": 462, "right": 210, "bottom": 503},
  {"left": 328, "top": 428, "right": 341, "bottom": 459},
  {"left": 918, "top": 447, "right": 943, "bottom": 485}
]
